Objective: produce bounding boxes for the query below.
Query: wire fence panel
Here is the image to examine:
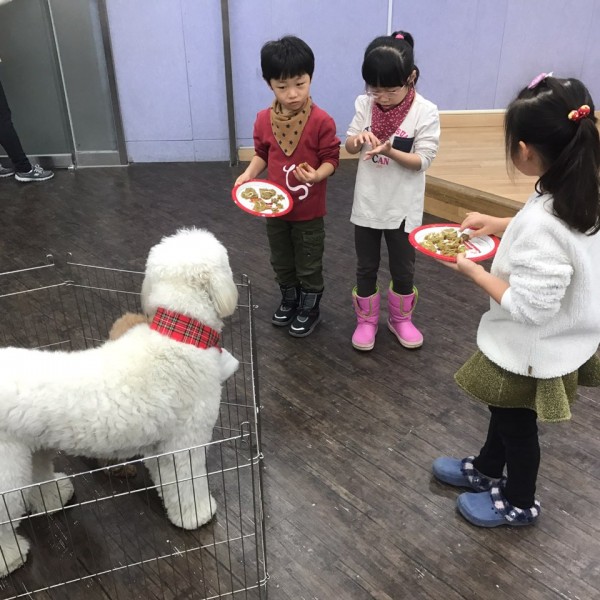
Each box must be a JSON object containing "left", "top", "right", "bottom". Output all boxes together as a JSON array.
[{"left": 0, "top": 258, "right": 267, "bottom": 600}]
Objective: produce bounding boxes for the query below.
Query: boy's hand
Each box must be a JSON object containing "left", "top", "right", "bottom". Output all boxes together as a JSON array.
[
  {"left": 234, "top": 172, "right": 251, "bottom": 187},
  {"left": 294, "top": 162, "right": 320, "bottom": 184},
  {"left": 364, "top": 139, "right": 392, "bottom": 160}
]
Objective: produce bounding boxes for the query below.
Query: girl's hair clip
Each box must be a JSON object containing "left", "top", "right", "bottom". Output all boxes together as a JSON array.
[
  {"left": 568, "top": 104, "right": 591, "bottom": 122},
  {"left": 395, "top": 33, "right": 404, "bottom": 39},
  {"left": 527, "top": 71, "right": 553, "bottom": 89}
]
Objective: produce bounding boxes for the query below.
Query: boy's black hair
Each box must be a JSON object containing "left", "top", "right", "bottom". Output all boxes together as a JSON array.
[
  {"left": 260, "top": 35, "right": 314, "bottom": 83},
  {"left": 505, "top": 76, "right": 600, "bottom": 234},
  {"left": 361, "top": 30, "right": 418, "bottom": 88}
]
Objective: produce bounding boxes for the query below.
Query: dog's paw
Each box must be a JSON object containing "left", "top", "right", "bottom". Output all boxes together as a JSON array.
[
  {"left": 0, "top": 532, "right": 30, "bottom": 578},
  {"left": 219, "top": 349, "right": 239, "bottom": 382},
  {"left": 167, "top": 494, "right": 217, "bottom": 530},
  {"left": 27, "top": 473, "right": 74, "bottom": 515}
]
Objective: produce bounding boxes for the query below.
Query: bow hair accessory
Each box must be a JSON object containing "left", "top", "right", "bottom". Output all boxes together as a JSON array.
[
  {"left": 527, "top": 72, "right": 553, "bottom": 90},
  {"left": 567, "top": 104, "right": 591, "bottom": 122}
]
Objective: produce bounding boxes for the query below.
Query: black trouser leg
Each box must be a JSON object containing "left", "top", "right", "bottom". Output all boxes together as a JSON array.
[
  {"left": 383, "top": 224, "right": 415, "bottom": 295},
  {"left": 355, "top": 225, "right": 382, "bottom": 297},
  {"left": 473, "top": 406, "right": 540, "bottom": 508},
  {"left": 0, "top": 78, "right": 31, "bottom": 173},
  {"left": 355, "top": 223, "right": 415, "bottom": 297}
]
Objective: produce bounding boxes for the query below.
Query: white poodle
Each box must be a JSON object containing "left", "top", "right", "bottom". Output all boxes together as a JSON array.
[{"left": 0, "top": 228, "right": 239, "bottom": 577}]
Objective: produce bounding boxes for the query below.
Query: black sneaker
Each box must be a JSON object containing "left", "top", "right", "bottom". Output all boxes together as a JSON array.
[
  {"left": 272, "top": 285, "right": 299, "bottom": 327},
  {"left": 0, "top": 166, "right": 15, "bottom": 178},
  {"left": 289, "top": 290, "right": 322, "bottom": 337},
  {"left": 15, "top": 164, "right": 54, "bottom": 182}
]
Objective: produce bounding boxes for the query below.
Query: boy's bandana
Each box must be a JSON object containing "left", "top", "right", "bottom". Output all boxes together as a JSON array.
[
  {"left": 370, "top": 86, "right": 415, "bottom": 143},
  {"left": 270, "top": 97, "right": 313, "bottom": 156},
  {"left": 150, "top": 307, "right": 221, "bottom": 351}
]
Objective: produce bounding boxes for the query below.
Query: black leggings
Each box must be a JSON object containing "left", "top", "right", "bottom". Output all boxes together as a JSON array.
[
  {"left": 354, "top": 223, "right": 415, "bottom": 297},
  {"left": 473, "top": 406, "right": 540, "bottom": 509},
  {"left": 0, "top": 77, "right": 31, "bottom": 173}
]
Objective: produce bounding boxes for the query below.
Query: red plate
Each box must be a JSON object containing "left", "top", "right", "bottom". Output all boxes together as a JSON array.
[
  {"left": 409, "top": 223, "right": 500, "bottom": 262},
  {"left": 232, "top": 179, "right": 293, "bottom": 218}
]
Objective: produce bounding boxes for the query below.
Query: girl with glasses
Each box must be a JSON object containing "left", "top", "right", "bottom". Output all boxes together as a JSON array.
[{"left": 345, "top": 31, "right": 440, "bottom": 352}]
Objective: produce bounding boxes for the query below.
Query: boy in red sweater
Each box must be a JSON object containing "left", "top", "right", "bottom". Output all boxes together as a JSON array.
[{"left": 235, "top": 36, "right": 340, "bottom": 337}]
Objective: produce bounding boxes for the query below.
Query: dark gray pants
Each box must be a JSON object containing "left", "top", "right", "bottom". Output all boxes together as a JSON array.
[
  {"left": 266, "top": 217, "right": 325, "bottom": 292},
  {"left": 355, "top": 223, "right": 415, "bottom": 297},
  {"left": 0, "top": 77, "right": 31, "bottom": 173}
]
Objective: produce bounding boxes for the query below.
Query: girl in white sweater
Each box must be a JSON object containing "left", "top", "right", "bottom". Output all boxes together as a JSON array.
[
  {"left": 345, "top": 31, "right": 440, "bottom": 352},
  {"left": 433, "top": 75, "right": 600, "bottom": 527}
]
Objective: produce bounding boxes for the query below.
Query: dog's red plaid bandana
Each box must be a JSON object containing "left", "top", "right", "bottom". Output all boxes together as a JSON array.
[{"left": 150, "top": 307, "right": 222, "bottom": 352}]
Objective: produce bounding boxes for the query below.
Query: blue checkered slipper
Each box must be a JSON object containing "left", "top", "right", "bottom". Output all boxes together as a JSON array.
[
  {"left": 457, "top": 484, "right": 541, "bottom": 528},
  {"left": 432, "top": 456, "right": 500, "bottom": 492}
]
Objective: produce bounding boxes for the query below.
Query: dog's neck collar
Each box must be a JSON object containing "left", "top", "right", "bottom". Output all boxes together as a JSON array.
[{"left": 150, "top": 307, "right": 222, "bottom": 352}]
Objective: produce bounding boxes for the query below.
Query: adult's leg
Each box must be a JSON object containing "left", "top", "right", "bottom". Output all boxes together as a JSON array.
[
  {"left": 355, "top": 225, "right": 382, "bottom": 297},
  {"left": 0, "top": 78, "right": 32, "bottom": 173}
]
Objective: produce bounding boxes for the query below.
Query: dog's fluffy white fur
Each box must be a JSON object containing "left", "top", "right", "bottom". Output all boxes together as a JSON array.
[{"left": 0, "top": 228, "right": 239, "bottom": 577}]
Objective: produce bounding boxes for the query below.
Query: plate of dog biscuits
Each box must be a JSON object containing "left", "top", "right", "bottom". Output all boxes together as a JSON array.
[
  {"left": 232, "top": 179, "right": 293, "bottom": 218},
  {"left": 409, "top": 223, "right": 500, "bottom": 263}
]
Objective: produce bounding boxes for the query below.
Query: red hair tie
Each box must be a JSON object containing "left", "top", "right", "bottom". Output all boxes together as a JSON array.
[{"left": 568, "top": 104, "right": 591, "bottom": 122}]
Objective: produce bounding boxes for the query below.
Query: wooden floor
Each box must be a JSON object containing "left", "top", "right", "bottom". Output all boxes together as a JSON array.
[{"left": 0, "top": 161, "right": 599, "bottom": 600}]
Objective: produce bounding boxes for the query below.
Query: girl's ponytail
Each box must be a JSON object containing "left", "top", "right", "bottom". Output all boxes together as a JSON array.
[
  {"left": 391, "top": 30, "right": 415, "bottom": 49},
  {"left": 540, "top": 114, "right": 600, "bottom": 234},
  {"left": 505, "top": 77, "right": 600, "bottom": 234}
]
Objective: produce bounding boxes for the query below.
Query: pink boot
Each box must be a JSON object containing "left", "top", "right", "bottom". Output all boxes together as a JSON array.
[
  {"left": 352, "top": 288, "right": 380, "bottom": 351},
  {"left": 387, "top": 284, "right": 423, "bottom": 348}
]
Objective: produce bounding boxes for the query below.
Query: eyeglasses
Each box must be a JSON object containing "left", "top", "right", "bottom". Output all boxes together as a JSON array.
[{"left": 366, "top": 85, "right": 407, "bottom": 100}]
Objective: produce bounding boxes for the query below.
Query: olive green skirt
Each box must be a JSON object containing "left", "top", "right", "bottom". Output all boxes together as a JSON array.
[{"left": 455, "top": 351, "right": 600, "bottom": 423}]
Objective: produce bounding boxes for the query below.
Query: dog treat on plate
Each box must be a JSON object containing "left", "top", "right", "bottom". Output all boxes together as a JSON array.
[
  {"left": 241, "top": 187, "right": 258, "bottom": 199},
  {"left": 259, "top": 188, "right": 277, "bottom": 200},
  {"left": 421, "top": 229, "right": 467, "bottom": 257}
]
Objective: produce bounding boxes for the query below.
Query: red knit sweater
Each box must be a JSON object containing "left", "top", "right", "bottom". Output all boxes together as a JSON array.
[{"left": 253, "top": 103, "right": 340, "bottom": 221}]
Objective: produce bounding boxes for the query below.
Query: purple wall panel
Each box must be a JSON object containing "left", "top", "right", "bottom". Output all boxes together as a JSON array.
[
  {"left": 495, "top": 0, "right": 597, "bottom": 108},
  {"left": 106, "top": 0, "right": 192, "bottom": 153},
  {"left": 581, "top": 1, "right": 600, "bottom": 98},
  {"left": 181, "top": 0, "right": 229, "bottom": 160},
  {"left": 229, "top": 0, "right": 385, "bottom": 147},
  {"left": 106, "top": 0, "right": 600, "bottom": 162},
  {"left": 395, "top": 0, "right": 481, "bottom": 109}
]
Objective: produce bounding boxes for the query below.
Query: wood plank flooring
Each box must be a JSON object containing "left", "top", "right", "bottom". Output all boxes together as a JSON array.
[
  {"left": 427, "top": 126, "right": 534, "bottom": 204},
  {"left": 0, "top": 161, "right": 599, "bottom": 600}
]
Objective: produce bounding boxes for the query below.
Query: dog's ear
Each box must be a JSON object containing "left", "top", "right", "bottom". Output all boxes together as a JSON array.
[{"left": 207, "top": 267, "right": 238, "bottom": 318}]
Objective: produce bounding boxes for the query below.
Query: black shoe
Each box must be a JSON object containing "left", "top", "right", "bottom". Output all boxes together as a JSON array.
[
  {"left": 289, "top": 290, "right": 322, "bottom": 337},
  {"left": 272, "top": 285, "right": 300, "bottom": 326}
]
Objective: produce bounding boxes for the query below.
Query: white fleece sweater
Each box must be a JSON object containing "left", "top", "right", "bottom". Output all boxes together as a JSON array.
[{"left": 477, "top": 193, "right": 600, "bottom": 378}]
